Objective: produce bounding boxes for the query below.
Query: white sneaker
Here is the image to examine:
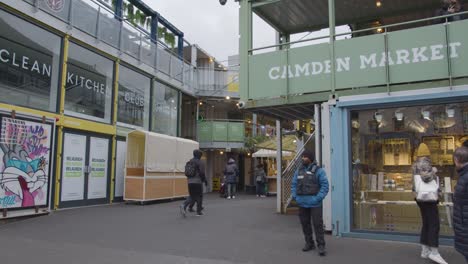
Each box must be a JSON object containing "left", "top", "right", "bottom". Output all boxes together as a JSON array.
[
  {"left": 428, "top": 252, "right": 448, "bottom": 264},
  {"left": 232, "top": 196, "right": 236, "bottom": 199},
  {"left": 421, "top": 245, "right": 430, "bottom": 259},
  {"left": 227, "top": 196, "right": 231, "bottom": 199}
]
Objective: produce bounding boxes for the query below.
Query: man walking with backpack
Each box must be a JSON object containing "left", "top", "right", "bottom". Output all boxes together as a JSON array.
[
  {"left": 291, "top": 150, "right": 329, "bottom": 256},
  {"left": 180, "top": 149, "right": 206, "bottom": 217}
]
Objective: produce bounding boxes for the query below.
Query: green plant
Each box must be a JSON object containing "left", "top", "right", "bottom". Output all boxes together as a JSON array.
[
  {"left": 244, "top": 135, "right": 269, "bottom": 150},
  {"left": 157, "top": 27, "right": 176, "bottom": 49},
  {"left": 116, "top": 1, "right": 176, "bottom": 49}
]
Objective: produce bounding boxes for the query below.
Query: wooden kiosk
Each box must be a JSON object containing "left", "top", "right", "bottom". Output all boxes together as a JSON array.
[
  {"left": 252, "top": 149, "right": 294, "bottom": 195},
  {"left": 124, "top": 130, "right": 198, "bottom": 202}
]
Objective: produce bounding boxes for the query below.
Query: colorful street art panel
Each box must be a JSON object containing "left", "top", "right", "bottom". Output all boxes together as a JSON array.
[{"left": 0, "top": 117, "right": 53, "bottom": 209}]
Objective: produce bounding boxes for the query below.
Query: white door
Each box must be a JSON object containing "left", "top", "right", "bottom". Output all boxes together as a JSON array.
[
  {"left": 61, "top": 133, "right": 87, "bottom": 202},
  {"left": 87, "top": 137, "right": 109, "bottom": 199},
  {"left": 115, "top": 140, "right": 126, "bottom": 198}
]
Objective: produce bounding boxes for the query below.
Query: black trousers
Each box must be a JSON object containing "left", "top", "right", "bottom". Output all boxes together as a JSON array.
[
  {"left": 299, "top": 206, "right": 325, "bottom": 248},
  {"left": 183, "top": 183, "right": 203, "bottom": 213},
  {"left": 417, "top": 201, "right": 440, "bottom": 247}
]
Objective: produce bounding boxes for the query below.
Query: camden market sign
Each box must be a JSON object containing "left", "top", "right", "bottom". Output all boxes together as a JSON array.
[{"left": 247, "top": 21, "right": 468, "bottom": 100}]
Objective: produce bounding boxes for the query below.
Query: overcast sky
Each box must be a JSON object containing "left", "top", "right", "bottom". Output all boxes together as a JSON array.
[
  {"left": 146, "top": 1, "right": 350, "bottom": 65},
  {"left": 146, "top": 0, "right": 276, "bottom": 64}
]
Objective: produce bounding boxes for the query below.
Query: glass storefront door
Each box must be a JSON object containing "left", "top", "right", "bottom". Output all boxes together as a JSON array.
[
  {"left": 350, "top": 101, "right": 468, "bottom": 236},
  {"left": 114, "top": 139, "right": 126, "bottom": 201},
  {"left": 60, "top": 131, "right": 111, "bottom": 207}
]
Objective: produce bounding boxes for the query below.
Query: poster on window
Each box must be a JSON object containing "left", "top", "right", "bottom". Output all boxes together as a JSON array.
[
  {"left": 61, "top": 133, "right": 86, "bottom": 202},
  {"left": 0, "top": 117, "right": 53, "bottom": 209},
  {"left": 87, "top": 137, "right": 109, "bottom": 199}
]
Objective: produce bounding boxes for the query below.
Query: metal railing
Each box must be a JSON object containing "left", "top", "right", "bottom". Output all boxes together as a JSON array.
[
  {"left": 196, "top": 68, "right": 239, "bottom": 97},
  {"left": 21, "top": 0, "right": 230, "bottom": 93},
  {"left": 197, "top": 119, "right": 245, "bottom": 143},
  {"left": 17, "top": 0, "right": 241, "bottom": 96},
  {"left": 281, "top": 132, "right": 315, "bottom": 213},
  {"left": 249, "top": 10, "right": 468, "bottom": 54}
]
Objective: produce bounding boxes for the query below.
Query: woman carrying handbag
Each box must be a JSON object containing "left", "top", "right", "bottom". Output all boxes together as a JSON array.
[{"left": 413, "top": 157, "right": 448, "bottom": 264}]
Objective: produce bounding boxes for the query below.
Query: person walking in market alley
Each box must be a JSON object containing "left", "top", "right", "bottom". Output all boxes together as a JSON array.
[
  {"left": 412, "top": 157, "right": 447, "bottom": 264},
  {"left": 224, "top": 157, "right": 239, "bottom": 199},
  {"left": 180, "top": 149, "right": 207, "bottom": 217},
  {"left": 453, "top": 147, "right": 468, "bottom": 263},
  {"left": 291, "top": 150, "right": 329, "bottom": 256},
  {"left": 254, "top": 163, "right": 267, "bottom": 198}
]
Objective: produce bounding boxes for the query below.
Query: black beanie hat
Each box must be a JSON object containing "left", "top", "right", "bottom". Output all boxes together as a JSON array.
[{"left": 302, "top": 150, "right": 315, "bottom": 161}]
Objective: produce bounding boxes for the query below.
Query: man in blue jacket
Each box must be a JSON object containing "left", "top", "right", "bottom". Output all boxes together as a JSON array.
[{"left": 291, "top": 150, "right": 329, "bottom": 256}]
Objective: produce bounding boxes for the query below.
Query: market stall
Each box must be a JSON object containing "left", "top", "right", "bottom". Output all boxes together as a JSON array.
[
  {"left": 124, "top": 130, "right": 198, "bottom": 202},
  {"left": 252, "top": 149, "right": 294, "bottom": 195}
]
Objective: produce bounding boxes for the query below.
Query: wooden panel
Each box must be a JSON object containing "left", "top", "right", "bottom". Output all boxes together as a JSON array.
[
  {"left": 126, "top": 167, "right": 144, "bottom": 177},
  {"left": 268, "top": 178, "right": 277, "bottom": 193},
  {"left": 125, "top": 178, "right": 144, "bottom": 199},
  {"left": 145, "top": 179, "right": 173, "bottom": 200},
  {"left": 174, "top": 178, "right": 189, "bottom": 196},
  {"left": 146, "top": 172, "right": 174, "bottom": 177}
]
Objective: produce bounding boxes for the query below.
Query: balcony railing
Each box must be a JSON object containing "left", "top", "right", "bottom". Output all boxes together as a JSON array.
[
  {"left": 196, "top": 68, "right": 239, "bottom": 97},
  {"left": 20, "top": 0, "right": 204, "bottom": 90},
  {"left": 197, "top": 120, "right": 245, "bottom": 143},
  {"left": 17, "top": 0, "right": 239, "bottom": 96}
]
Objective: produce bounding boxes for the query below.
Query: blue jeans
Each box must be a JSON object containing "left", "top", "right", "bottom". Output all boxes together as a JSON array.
[{"left": 256, "top": 182, "right": 265, "bottom": 195}]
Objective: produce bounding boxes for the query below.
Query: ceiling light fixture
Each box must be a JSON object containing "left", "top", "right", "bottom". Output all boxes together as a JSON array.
[
  {"left": 395, "top": 111, "right": 404, "bottom": 121},
  {"left": 376, "top": 1, "right": 382, "bottom": 7},
  {"left": 374, "top": 112, "right": 383, "bottom": 123},
  {"left": 446, "top": 108, "right": 455, "bottom": 118},
  {"left": 422, "top": 110, "right": 431, "bottom": 120}
]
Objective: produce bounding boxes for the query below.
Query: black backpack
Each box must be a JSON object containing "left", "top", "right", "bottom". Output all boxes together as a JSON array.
[{"left": 184, "top": 159, "right": 198, "bottom": 178}]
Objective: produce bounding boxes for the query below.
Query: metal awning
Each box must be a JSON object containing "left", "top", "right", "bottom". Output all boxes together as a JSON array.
[
  {"left": 253, "top": 0, "right": 442, "bottom": 34},
  {"left": 249, "top": 103, "right": 316, "bottom": 120}
]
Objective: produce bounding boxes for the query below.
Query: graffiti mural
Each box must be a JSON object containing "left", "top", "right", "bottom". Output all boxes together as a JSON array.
[{"left": 0, "top": 117, "right": 53, "bottom": 209}]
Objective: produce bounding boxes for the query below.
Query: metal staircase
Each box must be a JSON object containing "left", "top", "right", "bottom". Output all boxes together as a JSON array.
[{"left": 281, "top": 132, "right": 315, "bottom": 213}]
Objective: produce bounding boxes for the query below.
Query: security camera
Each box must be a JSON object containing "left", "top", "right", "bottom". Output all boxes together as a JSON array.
[
  {"left": 237, "top": 101, "right": 246, "bottom": 109},
  {"left": 219, "top": 0, "right": 227, "bottom": 5}
]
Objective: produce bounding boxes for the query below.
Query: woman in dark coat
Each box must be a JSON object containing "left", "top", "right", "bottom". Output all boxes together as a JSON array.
[
  {"left": 453, "top": 147, "right": 468, "bottom": 263},
  {"left": 223, "top": 158, "right": 239, "bottom": 199}
]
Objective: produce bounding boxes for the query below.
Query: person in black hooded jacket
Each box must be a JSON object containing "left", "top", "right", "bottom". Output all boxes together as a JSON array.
[
  {"left": 453, "top": 146, "right": 468, "bottom": 263},
  {"left": 180, "top": 149, "right": 207, "bottom": 217}
]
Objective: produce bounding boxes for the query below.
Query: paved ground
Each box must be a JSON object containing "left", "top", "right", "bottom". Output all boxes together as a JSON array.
[{"left": 0, "top": 194, "right": 465, "bottom": 264}]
